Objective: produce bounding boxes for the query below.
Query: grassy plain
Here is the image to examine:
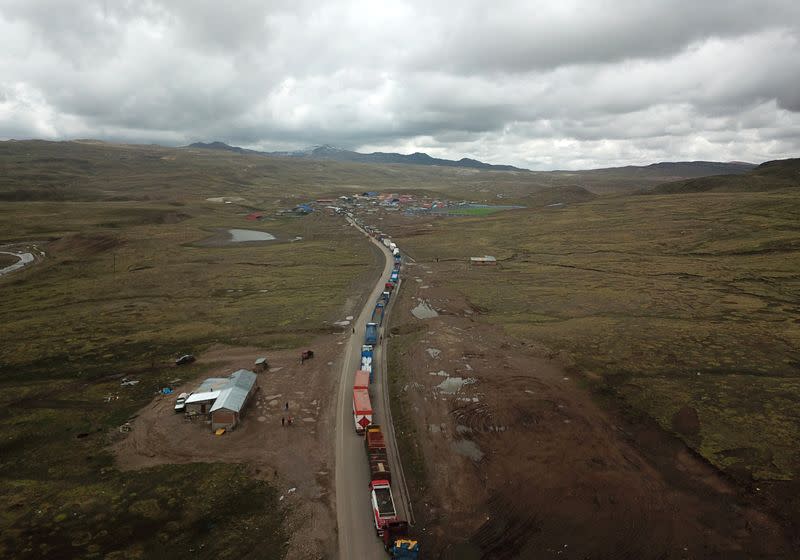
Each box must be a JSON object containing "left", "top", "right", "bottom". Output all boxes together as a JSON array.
[
  {"left": 0, "top": 142, "right": 383, "bottom": 558},
  {"left": 392, "top": 189, "right": 800, "bottom": 482}
]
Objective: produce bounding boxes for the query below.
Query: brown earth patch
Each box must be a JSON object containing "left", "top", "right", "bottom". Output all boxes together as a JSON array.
[
  {"left": 390, "top": 268, "right": 795, "bottom": 559},
  {"left": 110, "top": 334, "right": 348, "bottom": 560},
  {"left": 672, "top": 405, "right": 701, "bottom": 436}
]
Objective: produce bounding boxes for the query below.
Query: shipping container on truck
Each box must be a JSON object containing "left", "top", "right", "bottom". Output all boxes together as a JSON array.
[
  {"left": 383, "top": 239, "right": 391, "bottom": 248},
  {"left": 353, "top": 388, "right": 373, "bottom": 434},
  {"left": 362, "top": 357, "right": 374, "bottom": 382},
  {"left": 372, "top": 301, "right": 386, "bottom": 325},
  {"left": 392, "top": 247, "right": 400, "bottom": 257},
  {"left": 370, "top": 479, "right": 399, "bottom": 536},
  {"left": 389, "top": 242, "right": 397, "bottom": 251},
  {"left": 354, "top": 369, "right": 370, "bottom": 390},
  {"left": 365, "top": 322, "right": 379, "bottom": 345},
  {"left": 390, "top": 271, "right": 399, "bottom": 284}
]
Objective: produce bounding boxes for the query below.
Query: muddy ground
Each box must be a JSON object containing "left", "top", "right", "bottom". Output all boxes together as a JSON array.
[
  {"left": 390, "top": 261, "right": 796, "bottom": 559},
  {"left": 112, "top": 336, "right": 351, "bottom": 560}
]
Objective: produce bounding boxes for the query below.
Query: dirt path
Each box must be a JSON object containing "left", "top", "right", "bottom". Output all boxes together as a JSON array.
[{"left": 389, "top": 265, "right": 796, "bottom": 559}]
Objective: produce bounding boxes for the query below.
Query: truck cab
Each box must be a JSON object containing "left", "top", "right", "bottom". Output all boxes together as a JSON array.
[{"left": 365, "top": 322, "right": 379, "bottom": 345}]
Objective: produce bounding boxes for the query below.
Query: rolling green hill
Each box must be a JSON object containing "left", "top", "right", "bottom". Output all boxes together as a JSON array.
[{"left": 650, "top": 158, "right": 800, "bottom": 194}]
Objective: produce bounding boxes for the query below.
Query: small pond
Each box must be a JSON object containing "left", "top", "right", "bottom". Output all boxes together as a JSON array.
[{"left": 228, "top": 229, "right": 276, "bottom": 242}]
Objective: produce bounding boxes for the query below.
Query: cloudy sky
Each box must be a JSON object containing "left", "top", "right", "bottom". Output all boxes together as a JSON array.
[{"left": 1, "top": 0, "right": 799, "bottom": 170}]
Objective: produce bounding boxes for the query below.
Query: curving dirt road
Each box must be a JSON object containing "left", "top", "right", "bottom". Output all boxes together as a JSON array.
[{"left": 335, "top": 219, "right": 410, "bottom": 559}]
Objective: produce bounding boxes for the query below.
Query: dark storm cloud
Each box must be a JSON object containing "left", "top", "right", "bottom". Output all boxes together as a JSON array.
[{"left": 0, "top": 0, "right": 798, "bottom": 169}]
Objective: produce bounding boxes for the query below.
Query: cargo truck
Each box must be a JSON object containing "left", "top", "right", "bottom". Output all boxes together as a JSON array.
[
  {"left": 383, "top": 522, "right": 419, "bottom": 559},
  {"left": 354, "top": 369, "right": 370, "bottom": 390},
  {"left": 372, "top": 301, "right": 386, "bottom": 325},
  {"left": 353, "top": 388, "right": 373, "bottom": 434},
  {"left": 385, "top": 282, "right": 395, "bottom": 292},
  {"left": 365, "top": 322, "right": 379, "bottom": 345},
  {"left": 361, "top": 345, "right": 374, "bottom": 382},
  {"left": 392, "top": 248, "right": 400, "bottom": 256},
  {"left": 370, "top": 479, "right": 398, "bottom": 536},
  {"left": 381, "top": 291, "right": 391, "bottom": 303},
  {"left": 368, "top": 452, "right": 392, "bottom": 482},
  {"left": 390, "top": 271, "right": 399, "bottom": 284}
]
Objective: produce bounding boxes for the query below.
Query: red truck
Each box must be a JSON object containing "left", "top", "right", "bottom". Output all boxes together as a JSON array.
[
  {"left": 364, "top": 425, "right": 392, "bottom": 482},
  {"left": 354, "top": 369, "right": 370, "bottom": 390},
  {"left": 370, "top": 479, "right": 399, "bottom": 536},
  {"left": 353, "top": 388, "right": 373, "bottom": 434}
]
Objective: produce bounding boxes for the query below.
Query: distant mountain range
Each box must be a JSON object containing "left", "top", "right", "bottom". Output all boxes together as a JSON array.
[
  {"left": 185, "top": 141, "right": 527, "bottom": 171},
  {"left": 185, "top": 141, "right": 759, "bottom": 180}
]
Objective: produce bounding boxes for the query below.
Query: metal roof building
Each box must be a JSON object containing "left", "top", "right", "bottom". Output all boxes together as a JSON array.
[
  {"left": 210, "top": 369, "right": 258, "bottom": 431},
  {"left": 184, "top": 370, "right": 259, "bottom": 431}
]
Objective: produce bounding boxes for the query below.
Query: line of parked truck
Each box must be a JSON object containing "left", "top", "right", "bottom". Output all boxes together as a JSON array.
[{"left": 350, "top": 231, "right": 419, "bottom": 559}]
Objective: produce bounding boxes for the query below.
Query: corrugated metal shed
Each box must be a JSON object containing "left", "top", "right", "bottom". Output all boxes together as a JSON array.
[
  {"left": 185, "top": 390, "right": 221, "bottom": 404},
  {"left": 210, "top": 369, "right": 256, "bottom": 413}
]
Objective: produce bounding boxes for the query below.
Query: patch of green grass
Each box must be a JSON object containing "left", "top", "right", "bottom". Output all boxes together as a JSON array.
[
  {"left": 0, "top": 144, "right": 386, "bottom": 558},
  {"left": 387, "top": 327, "right": 428, "bottom": 493},
  {"left": 394, "top": 190, "right": 800, "bottom": 481}
]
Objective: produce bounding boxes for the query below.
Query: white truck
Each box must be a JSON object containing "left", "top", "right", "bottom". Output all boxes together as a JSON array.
[{"left": 174, "top": 392, "right": 190, "bottom": 413}]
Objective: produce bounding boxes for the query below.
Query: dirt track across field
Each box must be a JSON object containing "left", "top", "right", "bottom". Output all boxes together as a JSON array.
[{"left": 390, "top": 262, "right": 796, "bottom": 559}]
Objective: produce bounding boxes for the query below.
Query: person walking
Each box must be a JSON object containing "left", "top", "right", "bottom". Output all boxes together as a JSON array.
[
  {"left": 285, "top": 401, "right": 289, "bottom": 411},
  {"left": 281, "top": 416, "right": 285, "bottom": 427}
]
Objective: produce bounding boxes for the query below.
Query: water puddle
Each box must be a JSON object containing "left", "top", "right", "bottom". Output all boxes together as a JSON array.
[
  {"left": 436, "top": 376, "right": 476, "bottom": 394},
  {"left": 411, "top": 301, "right": 438, "bottom": 319},
  {"left": 0, "top": 251, "right": 34, "bottom": 277},
  {"left": 228, "top": 229, "right": 276, "bottom": 242},
  {"left": 452, "top": 439, "right": 484, "bottom": 461}
]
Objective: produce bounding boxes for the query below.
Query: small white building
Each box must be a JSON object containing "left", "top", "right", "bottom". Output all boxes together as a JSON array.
[{"left": 470, "top": 255, "right": 497, "bottom": 266}]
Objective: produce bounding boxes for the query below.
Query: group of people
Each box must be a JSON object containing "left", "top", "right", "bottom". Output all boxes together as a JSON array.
[{"left": 281, "top": 401, "right": 293, "bottom": 426}]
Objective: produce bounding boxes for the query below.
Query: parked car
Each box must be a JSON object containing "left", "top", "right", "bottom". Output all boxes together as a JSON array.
[
  {"left": 175, "top": 354, "right": 195, "bottom": 365},
  {"left": 174, "top": 392, "right": 190, "bottom": 412}
]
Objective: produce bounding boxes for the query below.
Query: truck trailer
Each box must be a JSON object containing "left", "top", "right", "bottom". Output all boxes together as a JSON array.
[
  {"left": 353, "top": 388, "right": 373, "bottom": 434},
  {"left": 372, "top": 301, "right": 386, "bottom": 325},
  {"left": 365, "top": 322, "right": 379, "bottom": 345},
  {"left": 354, "top": 369, "right": 370, "bottom": 390},
  {"left": 370, "top": 479, "right": 398, "bottom": 536}
]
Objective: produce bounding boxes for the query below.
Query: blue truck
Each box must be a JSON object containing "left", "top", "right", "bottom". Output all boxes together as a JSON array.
[{"left": 365, "top": 322, "right": 379, "bottom": 346}]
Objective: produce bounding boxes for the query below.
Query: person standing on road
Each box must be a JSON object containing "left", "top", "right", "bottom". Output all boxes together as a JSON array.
[
  {"left": 285, "top": 401, "right": 289, "bottom": 411},
  {"left": 281, "top": 417, "right": 285, "bottom": 427}
]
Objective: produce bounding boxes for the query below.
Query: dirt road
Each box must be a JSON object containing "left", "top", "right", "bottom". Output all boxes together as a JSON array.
[{"left": 335, "top": 220, "right": 409, "bottom": 559}]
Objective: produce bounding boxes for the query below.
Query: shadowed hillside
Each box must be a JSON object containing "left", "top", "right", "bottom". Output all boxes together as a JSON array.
[{"left": 650, "top": 158, "right": 800, "bottom": 194}]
